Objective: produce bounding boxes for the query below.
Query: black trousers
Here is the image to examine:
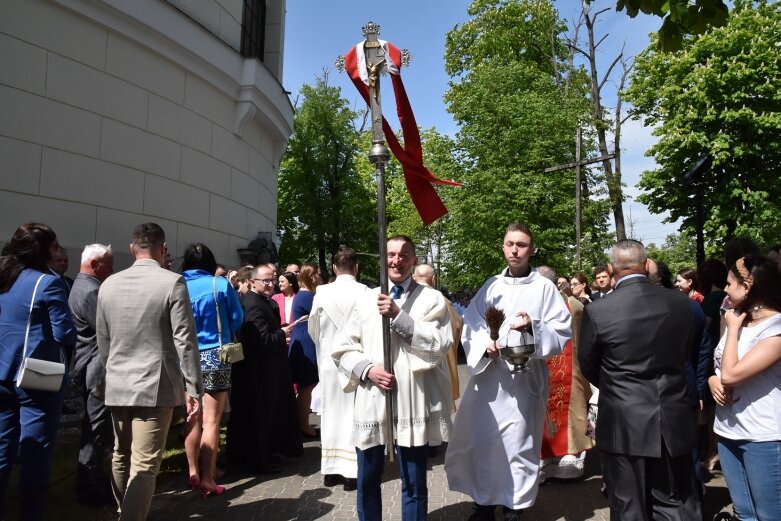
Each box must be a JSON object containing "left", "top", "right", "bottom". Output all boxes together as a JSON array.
[
  {"left": 76, "top": 387, "right": 112, "bottom": 499},
  {"left": 600, "top": 442, "right": 702, "bottom": 521}
]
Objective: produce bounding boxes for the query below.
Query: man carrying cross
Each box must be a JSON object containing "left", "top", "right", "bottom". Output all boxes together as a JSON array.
[{"left": 332, "top": 235, "right": 453, "bottom": 520}]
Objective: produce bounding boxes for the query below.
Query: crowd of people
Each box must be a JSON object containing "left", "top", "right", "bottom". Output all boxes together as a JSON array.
[{"left": 0, "top": 220, "right": 779, "bottom": 521}]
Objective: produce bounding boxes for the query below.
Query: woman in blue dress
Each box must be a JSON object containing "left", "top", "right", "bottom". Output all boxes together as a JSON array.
[
  {"left": 288, "top": 263, "right": 321, "bottom": 437},
  {"left": 181, "top": 243, "right": 243, "bottom": 497}
]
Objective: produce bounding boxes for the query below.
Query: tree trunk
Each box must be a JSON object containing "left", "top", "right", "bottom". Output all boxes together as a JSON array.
[{"left": 583, "top": 3, "right": 626, "bottom": 241}]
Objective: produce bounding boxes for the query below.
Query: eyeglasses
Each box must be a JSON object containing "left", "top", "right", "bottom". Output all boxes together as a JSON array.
[
  {"left": 251, "top": 278, "right": 275, "bottom": 285},
  {"left": 571, "top": 281, "right": 583, "bottom": 287}
]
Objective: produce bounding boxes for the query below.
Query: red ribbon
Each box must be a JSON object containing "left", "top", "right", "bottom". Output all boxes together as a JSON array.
[{"left": 344, "top": 42, "right": 462, "bottom": 226}]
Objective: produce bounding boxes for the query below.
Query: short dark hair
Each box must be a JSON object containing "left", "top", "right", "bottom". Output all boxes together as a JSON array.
[
  {"left": 181, "top": 242, "right": 217, "bottom": 275},
  {"left": 388, "top": 235, "right": 416, "bottom": 253},
  {"left": 650, "top": 260, "right": 673, "bottom": 289},
  {"left": 730, "top": 255, "right": 781, "bottom": 314},
  {"left": 593, "top": 264, "right": 609, "bottom": 277},
  {"left": 724, "top": 237, "right": 759, "bottom": 269},
  {"left": 333, "top": 246, "right": 358, "bottom": 272},
  {"left": 697, "top": 259, "right": 728, "bottom": 295},
  {"left": 505, "top": 222, "right": 534, "bottom": 245},
  {"left": 132, "top": 222, "right": 165, "bottom": 249},
  {"left": 279, "top": 271, "right": 300, "bottom": 293}
]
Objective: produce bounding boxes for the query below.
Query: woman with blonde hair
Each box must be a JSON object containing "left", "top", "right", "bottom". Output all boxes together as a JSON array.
[{"left": 288, "top": 263, "right": 321, "bottom": 436}]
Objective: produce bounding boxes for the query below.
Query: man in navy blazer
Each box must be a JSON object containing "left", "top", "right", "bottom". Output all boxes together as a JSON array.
[{"left": 578, "top": 240, "right": 702, "bottom": 521}]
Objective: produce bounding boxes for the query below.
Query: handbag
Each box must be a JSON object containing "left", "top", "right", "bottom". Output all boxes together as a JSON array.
[
  {"left": 213, "top": 276, "right": 244, "bottom": 364},
  {"left": 16, "top": 274, "right": 66, "bottom": 392}
]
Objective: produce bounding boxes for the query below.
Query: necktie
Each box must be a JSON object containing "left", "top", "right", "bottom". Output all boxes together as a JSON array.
[{"left": 391, "top": 285, "right": 403, "bottom": 300}]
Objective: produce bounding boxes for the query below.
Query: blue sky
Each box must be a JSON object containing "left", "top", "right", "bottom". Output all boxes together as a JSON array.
[{"left": 282, "top": 0, "right": 680, "bottom": 244}]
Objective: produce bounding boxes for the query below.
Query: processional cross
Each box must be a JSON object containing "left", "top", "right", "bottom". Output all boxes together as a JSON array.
[{"left": 336, "top": 21, "right": 412, "bottom": 462}]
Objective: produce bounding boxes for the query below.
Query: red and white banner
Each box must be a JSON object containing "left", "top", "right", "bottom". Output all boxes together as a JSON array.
[{"left": 344, "top": 40, "right": 462, "bottom": 226}]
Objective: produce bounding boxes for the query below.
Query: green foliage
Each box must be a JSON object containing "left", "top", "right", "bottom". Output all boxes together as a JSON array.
[
  {"left": 646, "top": 230, "right": 697, "bottom": 274},
  {"left": 441, "top": 0, "right": 612, "bottom": 289},
  {"left": 602, "top": 0, "right": 729, "bottom": 51},
  {"left": 277, "top": 76, "right": 377, "bottom": 278},
  {"left": 625, "top": 2, "right": 781, "bottom": 253},
  {"left": 385, "top": 128, "right": 464, "bottom": 283}
]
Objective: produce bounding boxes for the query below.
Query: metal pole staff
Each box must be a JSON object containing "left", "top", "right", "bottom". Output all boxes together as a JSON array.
[{"left": 362, "top": 21, "right": 395, "bottom": 461}]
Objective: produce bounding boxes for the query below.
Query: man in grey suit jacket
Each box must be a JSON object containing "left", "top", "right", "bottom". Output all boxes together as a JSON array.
[
  {"left": 96, "top": 223, "right": 202, "bottom": 521},
  {"left": 579, "top": 240, "right": 701, "bottom": 521}
]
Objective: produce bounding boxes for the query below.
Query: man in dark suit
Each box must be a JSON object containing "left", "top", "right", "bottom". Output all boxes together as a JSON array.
[
  {"left": 578, "top": 240, "right": 702, "bottom": 521},
  {"left": 226, "top": 264, "right": 302, "bottom": 474},
  {"left": 590, "top": 264, "right": 612, "bottom": 300},
  {"left": 69, "top": 243, "right": 114, "bottom": 505}
]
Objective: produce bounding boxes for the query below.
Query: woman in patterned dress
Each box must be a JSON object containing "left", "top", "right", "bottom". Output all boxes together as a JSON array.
[{"left": 181, "top": 243, "right": 244, "bottom": 496}]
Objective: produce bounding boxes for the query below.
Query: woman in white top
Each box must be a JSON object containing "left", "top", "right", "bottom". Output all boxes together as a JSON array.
[{"left": 709, "top": 255, "right": 781, "bottom": 521}]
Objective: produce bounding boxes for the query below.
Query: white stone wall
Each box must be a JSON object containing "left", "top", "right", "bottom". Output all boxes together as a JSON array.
[{"left": 0, "top": 0, "right": 292, "bottom": 272}]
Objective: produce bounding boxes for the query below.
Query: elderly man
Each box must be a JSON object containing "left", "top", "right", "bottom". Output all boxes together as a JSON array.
[
  {"left": 413, "top": 263, "right": 462, "bottom": 425},
  {"left": 308, "top": 246, "right": 367, "bottom": 491},
  {"left": 445, "top": 222, "right": 571, "bottom": 521},
  {"left": 69, "top": 244, "right": 114, "bottom": 505},
  {"left": 96, "top": 223, "right": 202, "bottom": 520},
  {"left": 579, "top": 240, "right": 702, "bottom": 521},
  {"left": 334, "top": 236, "right": 453, "bottom": 521}
]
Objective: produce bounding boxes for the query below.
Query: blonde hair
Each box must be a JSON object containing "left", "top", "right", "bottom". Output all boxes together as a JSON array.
[{"left": 298, "top": 263, "right": 319, "bottom": 293}]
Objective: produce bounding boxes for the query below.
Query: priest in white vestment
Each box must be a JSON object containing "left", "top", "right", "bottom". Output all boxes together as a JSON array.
[
  {"left": 333, "top": 236, "right": 453, "bottom": 521},
  {"left": 444, "top": 222, "right": 571, "bottom": 521},
  {"left": 308, "top": 247, "right": 367, "bottom": 490}
]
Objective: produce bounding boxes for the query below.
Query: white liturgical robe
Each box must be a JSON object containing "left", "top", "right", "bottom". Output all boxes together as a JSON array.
[
  {"left": 332, "top": 279, "right": 453, "bottom": 450},
  {"left": 308, "top": 274, "right": 369, "bottom": 479},
  {"left": 445, "top": 269, "right": 571, "bottom": 510}
]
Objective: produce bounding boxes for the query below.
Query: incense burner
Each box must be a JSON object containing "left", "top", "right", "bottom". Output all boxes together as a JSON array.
[{"left": 499, "top": 343, "right": 536, "bottom": 374}]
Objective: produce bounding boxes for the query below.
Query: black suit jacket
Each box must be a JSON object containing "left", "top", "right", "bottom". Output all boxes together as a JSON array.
[
  {"left": 241, "top": 291, "right": 286, "bottom": 354},
  {"left": 578, "top": 276, "right": 696, "bottom": 458}
]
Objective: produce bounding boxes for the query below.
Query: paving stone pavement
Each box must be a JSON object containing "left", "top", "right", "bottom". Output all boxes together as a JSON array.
[{"left": 147, "top": 363, "right": 733, "bottom": 521}]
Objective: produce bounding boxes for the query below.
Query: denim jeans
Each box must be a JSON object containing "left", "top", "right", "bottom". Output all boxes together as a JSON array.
[
  {"left": 356, "top": 444, "right": 428, "bottom": 521},
  {"left": 718, "top": 437, "right": 781, "bottom": 521}
]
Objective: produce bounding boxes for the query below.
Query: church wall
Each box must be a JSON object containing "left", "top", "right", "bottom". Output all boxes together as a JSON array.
[{"left": 0, "top": 0, "right": 292, "bottom": 273}]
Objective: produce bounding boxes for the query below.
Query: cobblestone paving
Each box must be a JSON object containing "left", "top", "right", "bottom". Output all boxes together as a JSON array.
[{"left": 147, "top": 363, "right": 733, "bottom": 520}]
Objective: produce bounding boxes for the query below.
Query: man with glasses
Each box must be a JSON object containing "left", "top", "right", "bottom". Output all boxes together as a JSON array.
[{"left": 226, "top": 265, "right": 302, "bottom": 474}]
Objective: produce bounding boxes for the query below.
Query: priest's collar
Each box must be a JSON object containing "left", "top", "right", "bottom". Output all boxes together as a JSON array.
[
  {"left": 502, "top": 266, "right": 537, "bottom": 285},
  {"left": 504, "top": 265, "right": 532, "bottom": 278}
]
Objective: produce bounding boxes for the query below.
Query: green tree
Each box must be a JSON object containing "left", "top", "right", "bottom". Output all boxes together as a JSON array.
[
  {"left": 385, "top": 128, "right": 464, "bottom": 288},
  {"left": 589, "top": 0, "right": 729, "bottom": 51},
  {"left": 646, "top": 230, "right": 697, "bottom": 274},
  {"left": 277, "top": 74, "right": 377, "bottom": 278},
  {"left": 442, "top": 0, "right": 611, "bottom": 289},
  {"left": 625, "top": 1, "right": 781, "bottom": 255}
]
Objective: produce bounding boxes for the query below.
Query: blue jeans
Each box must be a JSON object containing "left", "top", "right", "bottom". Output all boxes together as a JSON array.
[
  {"left": 718, "top": 437, "right": 781, "bottom": 521},
  {"left": 356, "top": 444, "right": 428, "bottom": 521},
  {"left": 0, "top": 381, "right": 65, "bottom": 521}
]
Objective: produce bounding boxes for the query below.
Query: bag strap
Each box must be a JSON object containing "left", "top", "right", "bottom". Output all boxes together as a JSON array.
[
  {"left": 212, "top": 276, "right": 223, "bottom": 347},
  {"left": 22, "top": 274, "right": 48, "bottom": 361}
]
